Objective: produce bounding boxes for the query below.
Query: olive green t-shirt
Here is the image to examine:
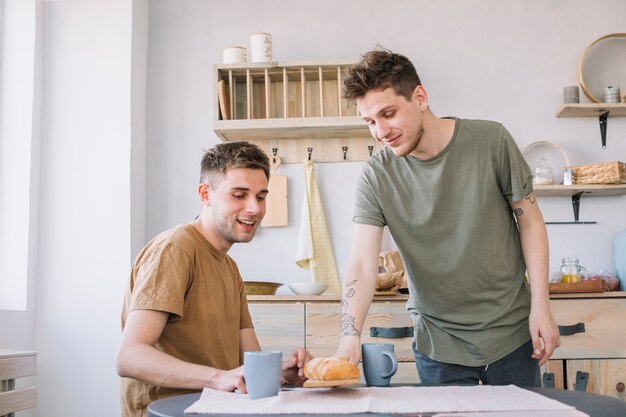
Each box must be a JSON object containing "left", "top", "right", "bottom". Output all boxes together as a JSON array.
[
  {"left": 354, "top": 118, "right": 534, "bottom": 366},
  {"left": 120, "top": 223, "right": 254, "bottom": 417}
]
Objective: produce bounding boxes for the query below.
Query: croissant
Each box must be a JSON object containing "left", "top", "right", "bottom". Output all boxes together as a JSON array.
[{"left": 304, "top": 357, "right": 360, "bottom": 381}]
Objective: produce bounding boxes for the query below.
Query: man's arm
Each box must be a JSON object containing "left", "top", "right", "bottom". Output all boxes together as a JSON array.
[
  {"left": 116, "top": 309, "right": 247, "bottom": 392},
  {"left": 334, "top": 224, "right": 383, "bottom": 363},
  {"left": 510, "top": 191, "right": 561, "bottom": 366}
]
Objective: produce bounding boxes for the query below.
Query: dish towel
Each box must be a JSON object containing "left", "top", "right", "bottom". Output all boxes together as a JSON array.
[{"left": 295, "top": 160, "right": 341, "bottom": 294}]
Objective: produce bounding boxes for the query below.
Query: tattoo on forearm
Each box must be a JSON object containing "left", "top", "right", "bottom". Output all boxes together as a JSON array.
[
  {"left": 525, "top": 192, "right": 536, "bottom": 204},
  {"left": 345, "top": 279, "right": 357, "bottom": 286},
  {"left": 513, "top": 208, "right": 524, "bottom": 217},
  {"left": 345, "top": 288, "right": 355, "bottom": 298},
  {"left": 341, "top": 313, "right": 360, "bottom": 336}
]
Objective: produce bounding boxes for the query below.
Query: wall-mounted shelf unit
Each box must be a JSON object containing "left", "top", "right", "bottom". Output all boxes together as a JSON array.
[
  {"left": 535, "top": 184, "right": 626, "bottom": 224},
  {"left": 213, "top": 61, "right": 380, "bottom": 163},
  {"left": 556, "top": 103, "right": 626, "bottom": 148},
  {"left": 534, "top": 184, "right": 626, "bottom": 197}
]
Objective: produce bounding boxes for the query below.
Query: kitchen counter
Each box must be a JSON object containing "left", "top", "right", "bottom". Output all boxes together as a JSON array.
[{"left": 249, "top": 291, "right": 626, "bottom": 302}]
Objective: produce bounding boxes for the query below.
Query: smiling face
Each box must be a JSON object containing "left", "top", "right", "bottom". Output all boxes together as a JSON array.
[
  {"left": 358, "top": 86, "right": 427, "bottom": 157},
  {"left": 200, "top": 167, "right": 268, "bottom": 253}
]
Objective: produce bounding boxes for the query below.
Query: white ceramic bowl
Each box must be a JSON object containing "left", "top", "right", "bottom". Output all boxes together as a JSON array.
[{"left": 288, "top": 283, "right": 328, "bottom": 296}]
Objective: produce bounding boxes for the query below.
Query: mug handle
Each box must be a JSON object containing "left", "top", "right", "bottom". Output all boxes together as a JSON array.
[{"left": 381, "top": 351, "right": 398, "bottom": 378}]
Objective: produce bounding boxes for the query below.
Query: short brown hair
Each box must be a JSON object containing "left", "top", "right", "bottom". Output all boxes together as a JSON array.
[
  {"left": 200, "top": 141, "right": 270, "bottom": 187},
  {"left": 342, "top": 48, "right": 422, "bottom": 103}
]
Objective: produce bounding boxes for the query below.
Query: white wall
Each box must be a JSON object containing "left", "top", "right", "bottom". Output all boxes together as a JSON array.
[
  {"left": 146, "top": 0, "right": 626, "bottom": 290},
  {"left": 2, "top": 2, "right": 625, "bottom": 417},
  {"left": 32, "top": 1, "right": 135, "bottom": 417}
]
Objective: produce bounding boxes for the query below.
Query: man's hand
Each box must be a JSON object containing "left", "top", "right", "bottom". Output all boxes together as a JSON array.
[
  {"left": 333, "top": 335, "right": 362, "bottom": 364},
  {"left": 529, "top": 305, "right": 561, "bottom": 366},
  {"left": 212, "top": 366, "right": 247, "bottom": 393},
  {"left": 281, "top": 348, "right": 312, "bottom": 386}
]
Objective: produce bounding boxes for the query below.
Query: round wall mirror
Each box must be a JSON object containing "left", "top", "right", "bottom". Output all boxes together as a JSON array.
[{"left": 578, "top": 33, "right": 626, "bottom": 103}]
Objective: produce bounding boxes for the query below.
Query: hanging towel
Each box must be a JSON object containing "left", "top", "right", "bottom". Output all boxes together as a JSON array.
[{"left": 295, "top": 160, "right": 341, "bottom": 294}]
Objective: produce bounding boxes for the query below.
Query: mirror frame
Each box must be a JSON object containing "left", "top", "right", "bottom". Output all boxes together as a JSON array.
[{"left": 577, "top": 32, "right": 626, "bottom": 103}]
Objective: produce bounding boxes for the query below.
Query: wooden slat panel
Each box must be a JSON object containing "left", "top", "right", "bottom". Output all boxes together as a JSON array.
[
  {"left": 248, "top": 304, "right": 305, "bottom": 358},
  {"left": 0, "top": 387, "right": 36, "bottom": 415},
  {"left": 0, "top": 355, "right": 36, "bottom": 380},
  {"left": 550, "top": 298, "right": 626, "bottom": 359},
  {"left": 566, "top": 359, "right": 626, "bottom": 401},
  {"left": 306, "top": 302, "right": 414, "bottom": 361}
]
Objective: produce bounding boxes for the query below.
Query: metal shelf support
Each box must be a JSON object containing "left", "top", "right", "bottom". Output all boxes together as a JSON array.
[
  {"left": 599, "top": 111, "right": 609, "bottom": 148},
  {"left": 544, "top": 192, "right": 598, "bottom": 225}
]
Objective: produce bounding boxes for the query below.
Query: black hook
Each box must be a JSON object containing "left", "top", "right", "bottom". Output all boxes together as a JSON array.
[
  {"left": 307, "top": 147, "right": 313, "bottom": 161},
  {"left": 342, "top": 146, "right": 348, "bottom": 160},
  {"left": 271, "top": 147, "right": 278, "bottom": 164},
  {"left": 368, "top": 145, "right": 374, "bottom": 156}
]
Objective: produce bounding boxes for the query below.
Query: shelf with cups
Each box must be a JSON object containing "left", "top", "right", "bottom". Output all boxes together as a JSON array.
[
  {"left": 213, "top": 61, "right": 381, "bottom": 163},
  {"left": 556, "top": 104, "right": 626, "bottom": 149}
]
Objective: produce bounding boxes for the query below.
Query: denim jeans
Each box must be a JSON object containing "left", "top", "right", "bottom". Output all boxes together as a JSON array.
[{"left": 413, "top": 339, "right": 541, "bottom": 386}]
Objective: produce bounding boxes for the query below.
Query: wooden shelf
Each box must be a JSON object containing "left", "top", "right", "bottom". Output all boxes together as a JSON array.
[
  {"left": 213, "top": 116, "right": 369, "bottom": 142},
  {"left": 556, "top": 103, "right": 626, "bottom": 117},
  {"left": 213, "top": 60, "right": 382, "bottom": 163},
  {"left": 534, "top": 184, "right": 626, "bottom": 196}
]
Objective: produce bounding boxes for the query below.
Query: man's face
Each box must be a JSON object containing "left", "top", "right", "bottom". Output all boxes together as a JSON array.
[
  {"left": 207, "top": 167, "right": 268, "bottom": 249},
  {"left": 357, "top": 87, "right": 424, "bottom": 157}
]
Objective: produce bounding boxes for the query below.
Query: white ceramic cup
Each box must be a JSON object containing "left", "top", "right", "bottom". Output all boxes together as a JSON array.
[
  {"left": 223, "top": 46, "right": 247, "bottom": 64},
  {"left": 244, "top": 351, "right": 282, "bottom": 399},
  {"left": 250, "top": 33, "right": 272, "bottom": 63}
]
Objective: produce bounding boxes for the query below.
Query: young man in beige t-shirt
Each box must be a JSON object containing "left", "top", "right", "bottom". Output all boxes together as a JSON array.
[{"left": 117, "top": 141, "right": 310, "bottom": 417}]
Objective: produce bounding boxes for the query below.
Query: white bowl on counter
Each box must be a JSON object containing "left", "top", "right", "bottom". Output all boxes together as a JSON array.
[{"left": 288, "top": 283, "right": 328, "bottom": 296}]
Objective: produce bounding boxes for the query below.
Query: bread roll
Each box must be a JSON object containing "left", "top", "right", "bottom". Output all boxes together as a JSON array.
[{"left": 304, "top": 357, "right": 360, "bottom": 381}]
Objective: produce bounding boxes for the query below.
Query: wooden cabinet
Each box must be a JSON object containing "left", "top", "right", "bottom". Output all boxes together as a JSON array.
[
  {"left": 249, "top": 292, "right": 626, "bottom": 397},
  {"left": 543, "top": 293, "right": 626, "bottom": 401},
  {"left": 249, "top": 295, "right": 418, "bottom": 383},
  {"left": 213, "top": 61, "right": 380, "bottom": 163}
]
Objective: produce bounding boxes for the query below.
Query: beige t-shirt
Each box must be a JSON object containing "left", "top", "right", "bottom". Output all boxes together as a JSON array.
[{"left": 120, "top": 223, "right": 254, "bottom": 417}]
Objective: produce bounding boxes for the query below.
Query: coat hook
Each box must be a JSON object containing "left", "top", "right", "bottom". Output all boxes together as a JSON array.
[
  {"left": 342, "top": 146, "right": 348, "bottom": 160},
  {"left": 368, "top": 145, "right": 374, "bottom": 156},
  {"left": 271, "top": 147, "right": 278, "bottom": 163},
  {"left": 307, "top": 147, "right": 313, "bottom": 161}
]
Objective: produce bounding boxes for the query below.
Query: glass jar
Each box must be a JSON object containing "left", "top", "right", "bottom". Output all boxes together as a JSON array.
[
  {"left": 560, "top": 257, "right": 581, "bottom": 283},
  {"left": 533, "top": 158, "right": 554, "bottom": 185}
]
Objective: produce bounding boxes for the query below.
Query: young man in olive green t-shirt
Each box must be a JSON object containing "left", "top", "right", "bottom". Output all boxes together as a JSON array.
[{"left": 334, "top": 49, "right": 560, "bottom": 386}]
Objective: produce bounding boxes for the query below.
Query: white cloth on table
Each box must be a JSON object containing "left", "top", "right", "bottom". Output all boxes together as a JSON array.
[{"left": 184, "top": 385, "right": 586, "bottom": 416}]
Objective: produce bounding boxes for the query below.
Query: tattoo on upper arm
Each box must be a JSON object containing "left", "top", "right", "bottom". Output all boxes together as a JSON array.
[
  {"left": 345, "top": 279, "right": 357, "bottom": 286},
  {"left": 341, "top": 313, "right": 360, "bottom": 336},
  {"left": 513, "top": 208, "right": 524, "bottom": 217},
  {"left": 525, "top": 192, "right": 536, "bottom": 204}
]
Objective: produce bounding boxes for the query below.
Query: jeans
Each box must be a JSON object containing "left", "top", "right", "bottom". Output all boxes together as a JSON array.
[{"left": 413, "top": 339, "right": 541, "bottom": 386}]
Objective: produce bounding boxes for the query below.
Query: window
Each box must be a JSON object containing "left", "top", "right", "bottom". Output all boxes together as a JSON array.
[{"left": 0, "top": 0, "right": 37, "bottom": 310}]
